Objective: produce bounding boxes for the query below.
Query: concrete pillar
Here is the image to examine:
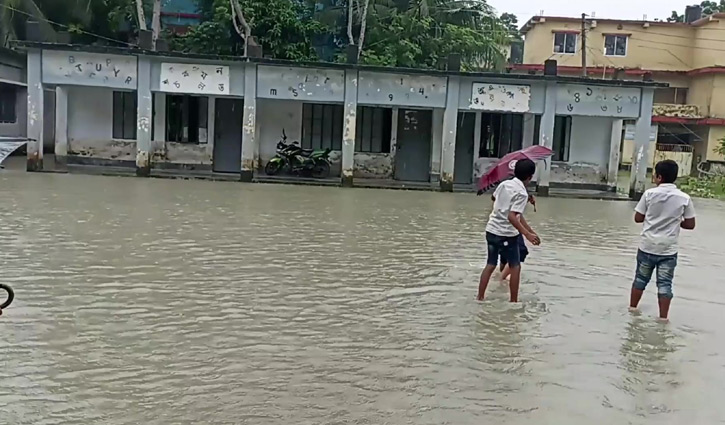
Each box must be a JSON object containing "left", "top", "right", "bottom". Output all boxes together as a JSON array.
[
  {"left": 241, "top": 63, "right": 257, "bottom": 182},
  {"left": 472, "top": 112, "right": 482, "bottom": 180},
  {"left": 26, "top": 50, "right": 43, "bottom": 171},
  {"left": 206, "top": 96, "right": 216, "bottom": 165},
  {"left": 430, "top": 108, "right": 444, "bottom": 182},
  {"left": 136, "top": 56, "right": 152, "bottom": 177},
  {"left": 522, "top": 113, "right": 535, "bottom": 148},
  {"left": 537, "top": 83, "right": 557, "bottom": 196},
  {"left": 608, "top": 119, "right": 624, "bottom": 189},
  {"left": 630, "top": 88, "right": 655, "bottom": 200},
  {"left": 390, "top": 107, "right": 399, "bottom": 157},
  {"left": 341, "top": 69, "right": 358, "bottom": 187},
  {"left": 54, "top": 86, "right": 68, "bottom": 171},
  {"left": 440, "top": 76, "right": 461, "bottom": 192},
  {"left": 153, "top": 92, "right": 166, "bottom": 142}
]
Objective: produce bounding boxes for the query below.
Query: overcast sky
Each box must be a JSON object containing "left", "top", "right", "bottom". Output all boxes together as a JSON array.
[{"left": 488, "top": 0, "right": 692, "bottom": 23}]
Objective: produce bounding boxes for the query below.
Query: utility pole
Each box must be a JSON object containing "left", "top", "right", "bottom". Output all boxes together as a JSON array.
[{"left": 581, "top": 13, "right": 587, "bottom": 77}]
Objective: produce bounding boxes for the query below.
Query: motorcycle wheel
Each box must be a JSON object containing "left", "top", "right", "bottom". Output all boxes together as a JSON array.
[
  {"left": 311, "top": 161, "right": 330, "bottom": 179},
  {"left": 265, "top": 160, "right": 283, "bottom": 176}
]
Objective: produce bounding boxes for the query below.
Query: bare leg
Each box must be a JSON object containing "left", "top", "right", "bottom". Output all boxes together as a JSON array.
[
  {"left": 629, "top": 288, "right": 644, "bottom": 311},
  {"left": 477, "top": 264, "right": 497, "bottom": 301},
  {"left": 658, "top": 296, "right": 672, "bottom": 321},
  {"left": 500, "top": 264, "right": 511, "bottom": 281},
  {"left": 508, "top": 265, "right": 522, "bottom": 302}
]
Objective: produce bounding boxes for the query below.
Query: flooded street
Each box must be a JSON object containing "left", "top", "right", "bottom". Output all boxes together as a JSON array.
[{"left": 2, "top": 171, "right": 725, "bottom": 424}]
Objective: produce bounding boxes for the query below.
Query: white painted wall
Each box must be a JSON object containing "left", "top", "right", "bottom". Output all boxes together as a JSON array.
[
  {"left": 67, "top": 86, "right": 135, "bottom": 161},
  {"left": 256, "top": 99, "right": 302, "bottom": 164},
  {"left": 68, "top": 86, "right": 113, "bottom": 141},
  {"left": 550, "top": 116, "right": 612, "bottom": 185},
  {"left": 568, "top": 116, "right": 611, "bottom": 166}
]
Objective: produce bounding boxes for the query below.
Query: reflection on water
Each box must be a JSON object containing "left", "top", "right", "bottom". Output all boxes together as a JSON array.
[{"left": 1, "top": 171, "right": 725, "bottom": 424}]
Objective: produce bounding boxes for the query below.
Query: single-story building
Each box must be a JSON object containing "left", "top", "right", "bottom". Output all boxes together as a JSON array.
[
  {"left": 0, "top": 47, "right": 55, "bottom": 150},
  {"left": 14, "top": 42, "right": 664, "bottom": 198}
]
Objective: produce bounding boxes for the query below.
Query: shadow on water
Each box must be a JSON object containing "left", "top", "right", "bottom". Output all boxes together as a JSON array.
[{"left": 612, "top": 317, "right": 682, "bottom": 418}]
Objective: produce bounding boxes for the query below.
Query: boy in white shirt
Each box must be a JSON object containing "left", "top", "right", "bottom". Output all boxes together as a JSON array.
[
  {"left": 631, "top": 159, "right": 696, "bottom": 321},
  {"left": 477, "top": 159, "right": 541, "bottom": 302}
]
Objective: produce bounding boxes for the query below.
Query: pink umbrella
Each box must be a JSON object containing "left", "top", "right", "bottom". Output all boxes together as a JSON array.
[{"left": 477, "top": 145, "right": 553, "bottom": 195}]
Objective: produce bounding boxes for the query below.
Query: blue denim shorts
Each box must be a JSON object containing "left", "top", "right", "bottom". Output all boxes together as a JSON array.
[
  {"left": 486, "top": 232, "right": 521, "bottom": 268},
  {"left": 633, "top": 249, "right": 678, "bottom": 299},
  {"left": 500, "top": 234, "right": 528, "bottom": 266}
]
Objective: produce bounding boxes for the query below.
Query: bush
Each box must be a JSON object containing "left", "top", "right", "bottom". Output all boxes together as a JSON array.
[{"left": 679, "top": 176, "right": 725, "bottom": 199}]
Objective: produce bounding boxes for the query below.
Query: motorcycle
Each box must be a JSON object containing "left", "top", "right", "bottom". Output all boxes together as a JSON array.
[{"left": 264, "top": 130, "right": 332, "bottom": 179}]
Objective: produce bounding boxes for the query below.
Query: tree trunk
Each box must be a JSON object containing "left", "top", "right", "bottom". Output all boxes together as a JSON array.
[
  {"left": 135, "top": 0, "right": 147, "bottom": 31},
  {"left": 356, "top": 0, "right": 370, "bottom": 59},
  {"left": 230, "top": 0, "right": 251, "bottom": 57},
  {"left": 151, "top": 0, "right": 161, "bottom": 49},
  {"left": 347, "top": 0, "right": 354, "bottom": 46}
]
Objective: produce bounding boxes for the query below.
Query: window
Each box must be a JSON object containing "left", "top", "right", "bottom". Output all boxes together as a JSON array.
[
  {"left": 302, "top": 103, "right": 343, "bottom": 150},
  {"left": 166, "top": 95, "right": 209, "bottom": 144},
  {"left": 479, "top": 113, "right": 524, "bottom": 158},
  {"left": 113, "top": 91, "right": 137, "bottom": 140},
  {"left": 654, "top": 87, "right": 688, "bottom": 105},
  {"left": 604, "top": 34, "right": 628, "bottom": 56},
  {"left": 554, "top": 32, "right": 577, "bottom": 54},
  {"left": 0, "top": 84, "right": 16, "bottom": 124},
  {"left": 355, "top": 107, "right": 392, "bottom": 153},
  {"left": 533, "top": 115, "right": 572, "bottom": 162}
]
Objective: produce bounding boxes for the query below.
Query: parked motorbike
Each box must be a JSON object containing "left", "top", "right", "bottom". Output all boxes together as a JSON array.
[{"left": 264, "top": 130, "right": 332, "bottom": 179}]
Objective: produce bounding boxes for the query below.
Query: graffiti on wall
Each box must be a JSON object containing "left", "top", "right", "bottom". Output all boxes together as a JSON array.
[
  {"left": 557, "top": 85, "right": 641, "bottom": 118},
  {"left": 469, "top": 83, "right": 531, "bottom": 113},
  {"left": 257, "top": 66, "right": 345, "bottom": 102},
  {"left": 159, "top": 63, "right": 230, "bottom": 95},
  {"left": 42, "top": 51, "right": 137, "bottom": 89},
  {"left": 358, "top": 72, "right": 447, "bottom": 108}
]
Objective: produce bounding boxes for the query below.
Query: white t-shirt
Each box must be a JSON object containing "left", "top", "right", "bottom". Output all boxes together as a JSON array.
[
  {"left": 635, "top": 183, "right": 696, "bottom": 256},
  {"left": 485, "top": 178, "right": 529, "bottom": 237}
]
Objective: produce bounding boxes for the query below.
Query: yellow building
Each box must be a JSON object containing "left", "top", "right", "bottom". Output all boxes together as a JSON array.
[{"left": 515, "top": 7, "right": 725, "bottom": 172}]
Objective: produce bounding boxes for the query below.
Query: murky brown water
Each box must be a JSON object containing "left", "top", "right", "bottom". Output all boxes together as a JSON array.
[{"left": 2, "top": 171, "right": 725, "bottom": 424}]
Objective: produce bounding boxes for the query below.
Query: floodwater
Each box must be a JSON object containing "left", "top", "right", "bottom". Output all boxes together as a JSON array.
[{"left": 1, "top": 171, "right": 725, "bottom": 425}]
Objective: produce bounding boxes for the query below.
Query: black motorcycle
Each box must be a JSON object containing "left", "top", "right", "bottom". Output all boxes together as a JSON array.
[{"left": 264, "top": 131, "right": 332, "bottom": 179}]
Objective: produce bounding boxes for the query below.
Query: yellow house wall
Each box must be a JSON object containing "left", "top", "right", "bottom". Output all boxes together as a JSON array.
[
  {"left": 693, "top": 19, "right": 725, "bottom": 69},
  {"left": 688, "top": 75, "right": 714, "bottom": 116},
  {"left": 523, "top": 20, "right": 695, "bottom": 71}
]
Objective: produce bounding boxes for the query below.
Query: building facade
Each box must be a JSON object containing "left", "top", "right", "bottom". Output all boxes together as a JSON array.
[
  {"left": 16, "top": 42, "right": 661, "bottom": 198},
  {"left": 515, "top": 7, "right": 725, "bottom": 173},
  {"left": 0, "top": 47, "right": 55, "bottom": 149}
]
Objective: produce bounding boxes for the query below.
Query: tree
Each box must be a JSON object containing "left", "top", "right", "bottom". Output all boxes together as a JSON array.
[
  {"left": 230, "top": 0, "right": 251, "bottom": 56},
  {"left": 316, "top": 0, "right": 509, "bottom": 70},
  {"left": 171, "top": 0, "right": 322, "bottom": 60},
  {"left": 499, "top": 12, "right": 520, "bottom": 40},
  {"left": 667, "top": 1, "right": 725, "bottom": 22}
]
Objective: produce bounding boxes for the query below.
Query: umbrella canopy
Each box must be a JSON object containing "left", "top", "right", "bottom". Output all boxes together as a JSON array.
[{"left": 477, "top": 145, "right": 553, "bottom": 193}]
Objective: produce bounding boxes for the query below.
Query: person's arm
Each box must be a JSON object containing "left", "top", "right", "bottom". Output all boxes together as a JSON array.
[
  {"left": 508, "top": 194, "right": 540, "bottom": 245},
  {"left": 520, "top": 215, "right": 534, "bottom": 235},
  {"left": 681, "top": 198, "right": 696, "bottom": 230},
  {"left": 634, "top": 193, "right": 647, "bottom": 223}
]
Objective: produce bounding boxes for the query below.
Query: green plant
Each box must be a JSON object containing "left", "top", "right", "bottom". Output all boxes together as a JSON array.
[
  {"left": 679, "top": 176, "right": 725, "bottom": 199},
  {"left": 715, "top": 137, "right": 725, "bottom": 158}
]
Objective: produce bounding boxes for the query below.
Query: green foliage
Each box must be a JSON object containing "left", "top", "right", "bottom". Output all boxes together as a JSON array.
[
  {"left": 715, "top": 137, "right": 725, "bottom": 158},
  {"left": 331, "top": 0, "right": 509, "bottom": 70},
  {"left": 171, "top": 0, "right": 323, "bottom": 60},
  {"left": 680, "top": 176, "right": 725, "bottom": 199},
  {"left": 667, "top": 1, "right": 725, "bottom": 22}
]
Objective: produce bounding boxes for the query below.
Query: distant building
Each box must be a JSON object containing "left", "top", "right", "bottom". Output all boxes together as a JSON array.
[
  {"left": 161, "top": 0, "right": 202, "bottom": 34},
  {"left": 512, "top": 5, "right": 725, "bottom": 173}
]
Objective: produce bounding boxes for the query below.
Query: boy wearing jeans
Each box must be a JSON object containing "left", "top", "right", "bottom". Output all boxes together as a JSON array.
[
  {"left": 477, "top": 159, "right": 541, "bottom": 302},
  {"left": 630, "top": 160, "right": 696, "bottom": 321}
]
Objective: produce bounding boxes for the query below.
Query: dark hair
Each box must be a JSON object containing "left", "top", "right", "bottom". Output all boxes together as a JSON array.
[
  {"left": 655, "top": 160, "right": 678, "bottom": 184},
  {"left": 514, "top": 159, "right": 536, "bottom": 181}
]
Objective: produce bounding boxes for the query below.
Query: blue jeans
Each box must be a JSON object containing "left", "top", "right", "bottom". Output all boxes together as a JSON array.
[
  {"left": 486, "top": 232, "right": 521, "bottom": 268},
  {"left": 633, "top": 249, "right": 678, "bottom": 299}
]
